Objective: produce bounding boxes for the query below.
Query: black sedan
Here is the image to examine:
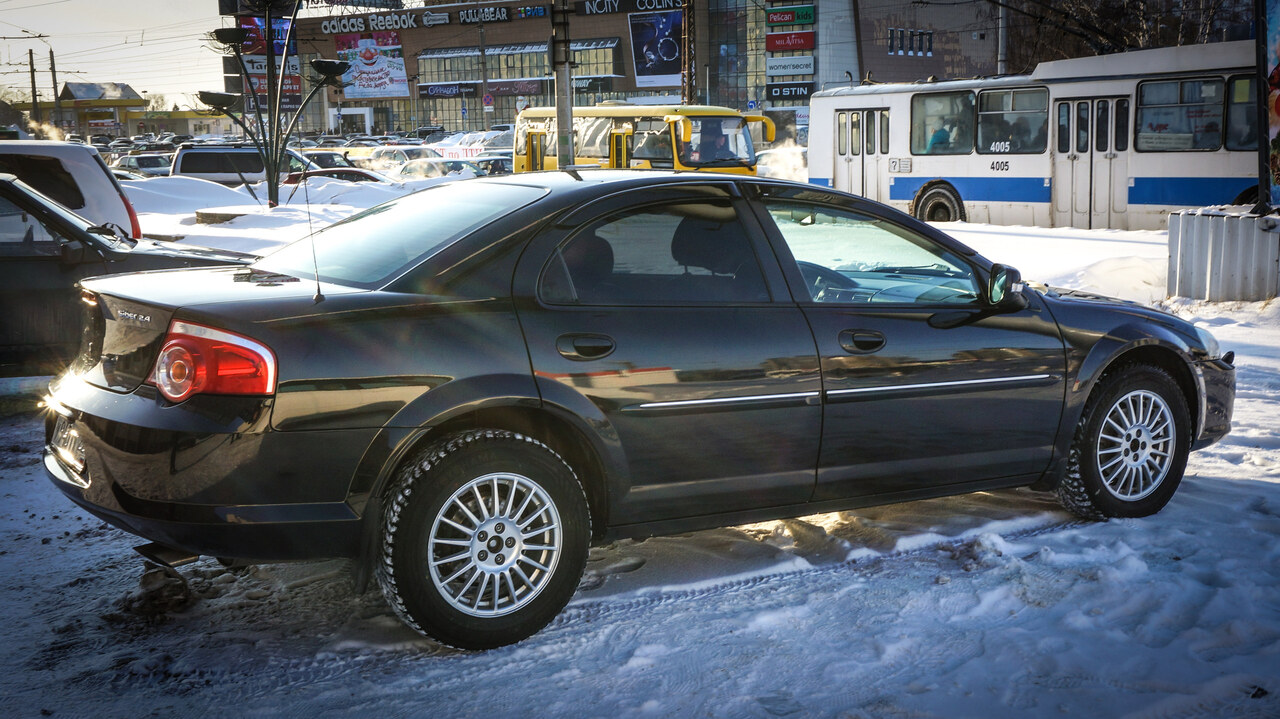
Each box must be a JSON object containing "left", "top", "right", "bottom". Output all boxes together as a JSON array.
[
  {"left": 42, "top": 171, "right": 1234, "bottom": 649},
  {"left": 0, "top": 174, "right": 255, "bottom": 374}
]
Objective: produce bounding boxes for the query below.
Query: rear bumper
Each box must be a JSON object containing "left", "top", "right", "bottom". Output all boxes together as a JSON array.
[{"left": 42, "top": 374, "right": 375, "bottom": 561}]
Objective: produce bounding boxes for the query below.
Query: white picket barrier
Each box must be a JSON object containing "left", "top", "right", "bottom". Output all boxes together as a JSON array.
[{"left": 1167, "top": 206, "right": 1280, "bottom": 302}]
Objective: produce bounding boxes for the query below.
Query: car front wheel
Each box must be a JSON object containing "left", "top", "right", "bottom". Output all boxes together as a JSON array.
[
  {"left": 377, "top": 429, "right": 591, "bottom": 649},
  {"left": 1056, "top": 364, "right": 1191, "bottom": 519}
]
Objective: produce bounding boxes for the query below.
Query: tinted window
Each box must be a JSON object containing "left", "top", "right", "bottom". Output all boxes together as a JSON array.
[
  {"left": 761, "top": 200, "right": 980, "bottom": 305},
  {"left": 0, "top": 193, "right": 61, "bottom": 256},
  {"left": 0, "top": 156, "right": 86, "bottom": 210},
  {"left": 254, "top": 182, "right": 546, "bottom": 289},
  {"left": 540, "top": 200, "right": 769, "bottom": 305}
]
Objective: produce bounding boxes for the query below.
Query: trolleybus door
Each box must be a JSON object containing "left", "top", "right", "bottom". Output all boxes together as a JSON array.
[
  {"left": 834, "top": 109, "right": 889, "bottom": 202},
  {"left": 1052, "top": 98, "right": 1129, "bottom": 229}
]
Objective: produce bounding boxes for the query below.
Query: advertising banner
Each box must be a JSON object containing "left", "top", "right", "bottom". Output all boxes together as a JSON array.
[
  {"left": 628, "top": 9, "right": 683, "bottom": 88},
  {"left": 766, "top": 55, "right": 815, "bottom": 76},
  {"left": 335, "top": 31, "right": 411, "bottom": 99},
  {"left": 1267, "top": 0, "right": 1280, "bottom": 204},
  {"left": 238, "top": 16, "right": 296, "bottom": 56},
  {"left": 766, "top": 31, "right": 815, "bottom": 52},
  {"left": 766, "top": 5, "right": 815, "bottom": 26}
]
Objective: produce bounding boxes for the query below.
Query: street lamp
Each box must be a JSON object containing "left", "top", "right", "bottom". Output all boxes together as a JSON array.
[{"left": 199, "top": 1, "right": 349, "bottom": 207}]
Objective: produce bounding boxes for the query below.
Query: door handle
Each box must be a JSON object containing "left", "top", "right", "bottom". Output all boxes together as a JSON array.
[
  {"left": 556, "top": 333, "right": 616, "bottom": 361},
  {"left": 838, "top": 329, "right": 885, "bottom": 354}
]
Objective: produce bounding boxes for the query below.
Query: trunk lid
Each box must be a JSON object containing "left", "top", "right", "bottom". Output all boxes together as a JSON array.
[{"left": 73, "top": 265, "right": 361, "bottom": 392}]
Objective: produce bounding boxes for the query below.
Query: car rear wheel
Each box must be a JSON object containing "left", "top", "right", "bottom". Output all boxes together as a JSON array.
[
  {"left": 377, "top": 429, "right": 590, "bottom": 649},
  {"left": 1056, "top": 364, "right": 1191, "bottom": 519}
]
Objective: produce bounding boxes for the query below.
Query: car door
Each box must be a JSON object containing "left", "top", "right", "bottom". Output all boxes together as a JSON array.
[
  {"left": 514, "top": 183, "right": 822, "bottom": 526},
  {"left": 746, "top": 184, "right": 1067, "bottom": 500},
  {"left": 0, "top": 187, "right": 107, "bottom": 366}
]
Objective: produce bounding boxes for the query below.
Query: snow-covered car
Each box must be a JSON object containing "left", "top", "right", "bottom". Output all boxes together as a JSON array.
[
  {"left": 282, "top": 167, "right": 397, "bottom": 184},
  {"left": 43, "top": 172, "right": 1234, "bottom": 651},
  {"left": 394, "top": 157, "right": 482, "bottom": 179}
]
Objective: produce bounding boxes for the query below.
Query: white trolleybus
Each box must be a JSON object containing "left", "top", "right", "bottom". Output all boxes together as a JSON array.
[{"left": 808, "top": 40, "right": 1258, "bottom": 230}]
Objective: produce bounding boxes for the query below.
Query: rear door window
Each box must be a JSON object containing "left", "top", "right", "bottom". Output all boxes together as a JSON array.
[{"left": 0, "top": 156, "right": 86, "bottom": 210}]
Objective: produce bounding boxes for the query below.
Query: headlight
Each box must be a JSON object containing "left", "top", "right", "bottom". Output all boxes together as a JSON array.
[{"left": 1194, "top": 326, "right": 1222, "bottom": 361}]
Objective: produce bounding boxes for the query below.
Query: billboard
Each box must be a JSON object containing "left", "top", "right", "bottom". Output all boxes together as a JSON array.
[
  {"left": 628, "top": 9, "right": 683, "bottom": 88},
  {"left": 335, "top": 31, "right": 411, "bottom": 99},
  {"left": 766, "top": 55, "right": 815, "bottom": 77},
  {"left": 766, "top": 31, "right": 815, "bottom": 52}
]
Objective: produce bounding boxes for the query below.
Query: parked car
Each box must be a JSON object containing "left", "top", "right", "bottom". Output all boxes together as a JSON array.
[
  {"left": 473, "top": 153, "right": 513, "bottom": 176},
  {"left": 170, "top": 143, "right": 315, "bottom": 185},
  {"left": 366, "top": 145, "right": 442, "bottom": 172},
  {"left": 43, "top": 172, "right": 1234, "bottom": 650},
  {"left": 110, "top": 168, "right": 147, "bottom": 182},
  {"left": 282, "top": 167, "right": 397, "bottom": 184},
  {"left": 394, "top": 157, "right": 482, "bottom": 179},
  {"left": 0, "top": 140, "right": 142, "bottom": 238},
  {"left": 299, "top": 149, "right": 357, "bottom": 169},
  {"left": 112, "top": 152, "right": 172, "bottom": 177},
  {"left": 0, "top": 173, "right": 254, "bottom": 372}
]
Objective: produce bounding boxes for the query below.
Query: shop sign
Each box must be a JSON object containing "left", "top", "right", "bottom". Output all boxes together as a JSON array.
[
  {"left": 765, "top": 55, "right": 814, "bottom": 76},
  {"left": 489, "top": 79, "right": 545, "bottom": 95},
  {"left": 422, "top": 83, "right": 476, "bottom": 98},
  {"left": 572, "top": 76, "right": 614, "bottom": 93},
  {"left": 766, "top": 82, "right": 812, "bottom": 101},
  {"left": 765, "top": 31, "right": 815, "bottom": 52},
  {"left": 574, "top": 0, "right": 680, "bottom": 15},
  {"left": 459, "top": 6, "right": 510, "bottom": 23},
  {"left": 319, "top": 11, "right": 443, "bottom": 34},
  {"left": 242, "top": 55, "right": 301, "bottom": 75},
  {"left": 766, "top": 5, "right": 814, "bottom": 26},
  {"left": 514, "top": 6, "right": 547, "bottom": 19}
]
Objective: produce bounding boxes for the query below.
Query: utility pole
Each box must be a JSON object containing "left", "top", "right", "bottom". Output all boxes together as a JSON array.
[
  {"left": 28, "top": 49, "right": 41, "bottom": 130},
  {"left": 551, "top": 0, "right": 574, "bottom": 168},
  {"left": 681, "top": 0, "right": 695, "bottom": 104},
  {"left": 50, "top": 49, "right": 62, "bottom": 136},
  {"left": 478, "top": 6, "right": 490, "bottom": 132}
]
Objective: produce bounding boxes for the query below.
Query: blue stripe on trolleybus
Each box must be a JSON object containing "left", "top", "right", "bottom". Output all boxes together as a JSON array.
[
  {"left": 1129, "top": 176, "right": 1253, "bottom": 205},
  {"left": 889, "top": 176, "right": 1051, "bottom": 203}
]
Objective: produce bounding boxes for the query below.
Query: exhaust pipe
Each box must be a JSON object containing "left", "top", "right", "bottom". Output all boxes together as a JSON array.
[{"left": 134, "top": 542, "right": 199, "bottom": 568}]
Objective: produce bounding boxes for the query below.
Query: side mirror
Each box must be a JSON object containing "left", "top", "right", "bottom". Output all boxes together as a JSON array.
[
  {"left": 60, "top": 239, "right": 89, "bottom": 265},
  {"left": 987, "top": 263, "right": 1028, "bottom": 310}
]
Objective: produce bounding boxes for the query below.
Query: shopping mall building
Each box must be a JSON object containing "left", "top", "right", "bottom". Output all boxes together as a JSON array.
[{"left": 263, "top": 0, "right": 1001, "bottom": 137}]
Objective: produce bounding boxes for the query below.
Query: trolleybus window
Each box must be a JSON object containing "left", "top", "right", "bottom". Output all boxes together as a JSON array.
[
  {"left": 1225, "top": 76, "right": 1258, "bottom": 151},
  {"left": 1135, "top": 78, "right": 1224, "bottom": 151},
  {"left": 911, "top": 91, "right": 974, "bottom": 155},
  {"left": 976, "top": 88, "right": 1047, "bottom": 154}
]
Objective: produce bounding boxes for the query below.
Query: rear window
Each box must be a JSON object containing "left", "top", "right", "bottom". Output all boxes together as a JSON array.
[
  {"left": 0, "top": 155, "right": 86, "bottom": 210},
  {"left": 254, "top": 181, "right": 546, "bottom": 289}
]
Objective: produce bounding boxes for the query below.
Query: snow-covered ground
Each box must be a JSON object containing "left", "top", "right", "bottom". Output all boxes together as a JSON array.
[{"left": 0, "top": 175, "right": 1277, "bottom": 717}]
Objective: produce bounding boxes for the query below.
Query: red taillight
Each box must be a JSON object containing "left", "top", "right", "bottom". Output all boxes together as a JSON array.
[
  {"left": 150, "top": 321, "right": 276, "bottom": 402},
  {"left": 118, "top": 187, "right": 142, "bottom": 239}
]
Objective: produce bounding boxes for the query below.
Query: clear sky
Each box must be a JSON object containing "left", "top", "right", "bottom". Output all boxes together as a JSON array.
[{"left": 0, "top": 0, "right": 230, "bottom": 109}]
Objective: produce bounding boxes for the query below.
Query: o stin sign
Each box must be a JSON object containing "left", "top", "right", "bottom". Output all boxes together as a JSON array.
[{"left": 765, "top": 31, "right": 815, "bottom": 52}]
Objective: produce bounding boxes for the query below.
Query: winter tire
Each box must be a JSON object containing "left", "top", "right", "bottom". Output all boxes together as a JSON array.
[
  {"left": 1056, "top": 364, "right": 1191, "bottom": 519},
  {"left": 377, "top": 429, "right": 591, "bottom": 649},
  {"left": 913, "top": 184, "right": 966, "bottom": 223}
]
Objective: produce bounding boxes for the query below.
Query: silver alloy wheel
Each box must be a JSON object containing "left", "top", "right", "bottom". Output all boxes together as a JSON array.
[
  {"left": 427, "top": 472, "right": 563, "bottom": 617},
  {"left": 1095, "top": 389, "right": 1175, "bottom": 501}
]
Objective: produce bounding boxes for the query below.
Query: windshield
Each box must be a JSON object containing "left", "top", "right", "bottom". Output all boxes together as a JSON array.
[
  {"left": 253, "top": 181, "right": 546, "bottom": 289},
  {"left": 678, "top": 116, "right": 755, "bottom": 168}
]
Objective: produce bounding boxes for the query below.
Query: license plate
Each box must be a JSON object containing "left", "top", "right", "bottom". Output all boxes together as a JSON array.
[{"left": 51, "top": 414, "right": 86, "bottom": 474}]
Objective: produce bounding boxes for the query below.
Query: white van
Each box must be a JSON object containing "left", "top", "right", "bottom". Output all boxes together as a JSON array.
[{"left": 0, "top": 140, "right": 141, "bottom": 238}]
